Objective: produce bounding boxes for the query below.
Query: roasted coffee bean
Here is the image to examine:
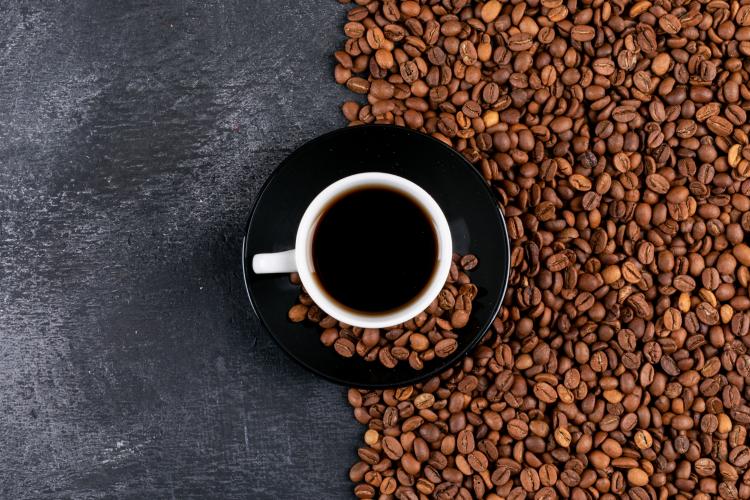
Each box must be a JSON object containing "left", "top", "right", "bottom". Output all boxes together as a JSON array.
[
  {"left": 334, "top": 337, "right": 355, "bottom": 358},
  {"left": 346, "top": 77, "right": 370, "bottom": 94},
  {"left": 378, "top": 347, "right": 397, "bottom": 369},
  {"left": 288, "top": 304, "right": 308, "bottom": 322},
  {"left": 508, "top": 33, "right": 533, "bottom": 52},
  {"left": 382, "top": 435, "right": 403, "bottom": 460},
  {"left": 434, "top": 338, "right": 457, "bottom": 358},
  {"left": 288, "top": 254, "right": 478, "bottom": 368},
  {"left": 506, "top": 419, "right": 528, "bottom": 440},
  {"left": 335, "top": 0, "right": 750, "bottom": 497},
  {"left": 459, "top": 254, "right": 478, "bottom": 271},
  {"left": 571, "top": 25, "right": 596, "bottom": 42}
]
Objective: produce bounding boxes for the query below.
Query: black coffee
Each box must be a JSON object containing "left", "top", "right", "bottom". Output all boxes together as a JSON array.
[{"left": 311, "top": 187, "right": 438, "bottom": 314}]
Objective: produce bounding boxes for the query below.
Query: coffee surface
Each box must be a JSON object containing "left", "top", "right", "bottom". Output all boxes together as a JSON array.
[{"left": 311, "top": 187, "right": 437, "bottom": 313}]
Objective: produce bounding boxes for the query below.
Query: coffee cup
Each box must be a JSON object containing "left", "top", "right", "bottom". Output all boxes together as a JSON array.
[{"left": 252, "top": 172, "right": 452, "bottom": 328}]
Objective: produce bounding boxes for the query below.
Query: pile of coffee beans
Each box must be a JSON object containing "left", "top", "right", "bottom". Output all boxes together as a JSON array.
[
  {"left": 288, "top": 253, "right": 479, "bottom": 369},
  {"left": 334, "top": 0, "right": 750, "bottom": 498}
]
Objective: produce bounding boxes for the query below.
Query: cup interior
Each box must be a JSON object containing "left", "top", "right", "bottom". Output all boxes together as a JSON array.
[{"left": 294, "top": 172, "right": 452, "bottom": 328}]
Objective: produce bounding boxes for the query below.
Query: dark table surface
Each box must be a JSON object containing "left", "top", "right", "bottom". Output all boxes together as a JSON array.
[{"left": 0, "top": 1, "right": 362, "bottom": 498}]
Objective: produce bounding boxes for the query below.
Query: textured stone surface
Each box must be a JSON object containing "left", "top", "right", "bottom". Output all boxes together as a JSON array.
[{"left": 0, "top": 1, "right": 359, "bottom": 498}]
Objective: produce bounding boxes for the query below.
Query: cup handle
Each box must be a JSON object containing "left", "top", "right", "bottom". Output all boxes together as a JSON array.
[{"left": 252, "top": 249, "right": 297, "bottom": 274}]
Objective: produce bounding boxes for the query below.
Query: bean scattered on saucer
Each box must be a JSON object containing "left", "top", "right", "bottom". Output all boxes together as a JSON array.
[{"left": 288, "top": 253, "right": 479, "bottom": 369}]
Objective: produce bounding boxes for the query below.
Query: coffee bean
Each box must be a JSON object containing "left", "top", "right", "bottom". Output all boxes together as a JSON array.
[
  {"left": 467, "top": 450, "right": 488, "bottom": 473},
  {"left": 645, "top": 173, "right": 670, "bottom": 194},
  {"left": 377, "top": 347, "right": 397, "bottom": 368},
  {"left": 358, "top": 447, "right": 379, "bottom": 465},
  {"left": 621, "top": 261, "right": 643, "bottom": 283},
  {"left": 696, "top": 302, "right": 720, "bottom": 325},
  {"left": 346, "top": 77, "right": 370, "bottom": 94},
  {"left": 707, "top": 115, "right": 733, "bottom": 136},
  {"left": 634, "top": 430, "right": 653, "bottom": 449},
  {"left": 659, "top": 14, "right": 682, "bottom": 33},
  {"left": 508, "top": 33, "right": 533, "bottom": 52},
  {"left": 335, "top": 1, "right": 750, "bottom": 497},
  {"left": 288, "top": 304, "right": 308, "bottom": 322},
  {"left": 519, "top": 467, "right": 540, "bottom": 492},
  {"left": 612, "top": 106, "right": 638, "bottom": 123},
  {"left": 569, "top": 174, "right": 592, "bottom": 191},
  {"left": 434, "top": 338, "right": 457, "bottom": 358},
  {"left": 546, "top": 252, "right": 571, "bottom": 272},
  {"left": 733, "top": 244, "right": 750, "bottom": 266},
  {"left": 674, "top": 274, "right": 696, "bottom": 292},
  {"left": 459, "top": 254, "right": 478, "bottom": 271},
  {"left": 506, "top": 419, "right": 528, "bottom": 439},
  {"left": 627, "top": 468, "right": 649, "bottom": 487},
  {"left": 554, "top": 426, "right": 572, "bottom": 447},
  {"left": 481, "top": 0, "right": 501, "bottom": 22},
  {"left": 344, "top": 22, "right": 365, "bottom": 39},
  {"left": 461, "top": 100, "right": 481, "bottom": 119},
  {"left": 481, "top": 83, "right": 500, "bottom": 104},
  {"left": 549, "top": 116, "right": 573, "bottom": 134},
  {"left": 289, "top": 254, "right": 478, "bottom": 368},
  {"left": 571, "top": 25, "right": 595, "bottom": 42},
  {"left": 533, "top": 382, "right": 557, "bottom": 403},
  {"left": 381, "top": 435, "right": 403, "bottom": 460},
  {"left": 730, "top": 446, "right": 750, "bottom": 467},
  {"left": 455, "top": 429, "right": 474, "bottom": 455},
  {"left": 334, "top": 337, "right": 355, "bottom": 358},
  {"left": 663, "top": 307, "right": 682, "bottom": 331}
]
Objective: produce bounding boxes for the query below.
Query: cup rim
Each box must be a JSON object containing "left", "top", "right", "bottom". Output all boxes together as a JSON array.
[{"left": 294, "top": 172, "right": 453, "bottom": 328}]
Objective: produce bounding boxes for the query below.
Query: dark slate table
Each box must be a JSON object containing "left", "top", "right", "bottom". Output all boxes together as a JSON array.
[{"left": 0, "top": 1, "right": 362, "bottom": 498}]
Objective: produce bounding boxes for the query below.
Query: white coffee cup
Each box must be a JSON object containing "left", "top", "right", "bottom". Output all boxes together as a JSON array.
[{"left": 252, "top": 172, "right": 452, "bottom": 328}]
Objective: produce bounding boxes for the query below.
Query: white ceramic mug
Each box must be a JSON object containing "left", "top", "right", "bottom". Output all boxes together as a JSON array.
[{"left": 252, "top": 172, "right": 452, "bottom": 328}]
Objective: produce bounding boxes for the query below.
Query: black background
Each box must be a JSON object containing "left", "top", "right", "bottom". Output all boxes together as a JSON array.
[{"left": 0, "top": 1, "right": 362, "bottom": 498}]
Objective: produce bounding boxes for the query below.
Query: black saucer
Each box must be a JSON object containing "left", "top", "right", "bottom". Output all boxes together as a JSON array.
[{"left": 242, "top": 125, "right": 510, "bottom": 388}]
